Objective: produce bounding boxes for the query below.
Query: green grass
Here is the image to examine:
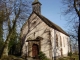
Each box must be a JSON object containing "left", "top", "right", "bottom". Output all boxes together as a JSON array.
[
  {"left": 0, "top": 55, "right": 24, "bottom": 60},
  {"left": 57, "top": 54, "right": 79, "bottom": 60},
  {"left": 72, "top": 54, "right": 79, "bottom": 60}
]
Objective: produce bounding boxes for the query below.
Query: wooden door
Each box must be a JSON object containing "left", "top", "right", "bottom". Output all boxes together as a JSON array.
[{"left": 32, "top": 44, "right": 39, "bottom": 58}]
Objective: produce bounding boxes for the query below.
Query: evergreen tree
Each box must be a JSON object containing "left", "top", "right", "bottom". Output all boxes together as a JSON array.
[
  {"left": 0, "top": 0, "right": 31, "bottom": 57},
  {"left": 0, "top": 10, "right": 5, "bottom": 58},
  {"left": 0, "top": 23, "right": 4, "bottom": 57},
  {"left": 8, "top": 25, "right": 18, "bottom": 55},
  {"left": 8, "top": 24, "right": 21, "bottom": 56}
]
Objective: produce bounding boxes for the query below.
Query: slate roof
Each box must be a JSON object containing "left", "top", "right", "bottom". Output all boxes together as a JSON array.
[{"left": 34, "top": 12, "right": 69, "bottom": 36}]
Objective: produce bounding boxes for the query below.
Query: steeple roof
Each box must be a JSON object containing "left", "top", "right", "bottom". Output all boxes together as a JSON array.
[
  {"left": 32, "top": 0, "right": 41, "bottom": 5},
  {"left": 34, "top": 0, "right": 38, "bottom": 2}
]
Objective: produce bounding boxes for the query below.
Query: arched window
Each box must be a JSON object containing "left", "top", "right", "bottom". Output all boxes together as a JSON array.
[
  {"left": 60, "top": 36, "right": 62, "bottom": 47},
  {"left": 56, "top": 34, "right": 58, "bottom": 47}
]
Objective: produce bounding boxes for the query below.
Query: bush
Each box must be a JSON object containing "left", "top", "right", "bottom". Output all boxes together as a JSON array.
[
  {"left": 58, "top": 57, "right": 64, "bottom": 60},
  {"left": 0, "top": 55, "right": 23, "bottom": 60},
  {"left": 73, "top": 51, "right": 78, "bottom": 55},
  {"left": 68, "top": 52, "right": 72, "bottom": 57},
  {"left": 38, "top": 51, "right": 50, "bottom": 60}
]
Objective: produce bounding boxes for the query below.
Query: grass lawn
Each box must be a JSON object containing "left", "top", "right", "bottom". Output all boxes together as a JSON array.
[
  {"left": 72, "top": 54, "right": 79, "bottom": 60},
  {"left": 0, "top": 55, "right": 25, "bottom": 60},
  {"left": 57, "top": 54, "right": 79, "bottom": 60}
]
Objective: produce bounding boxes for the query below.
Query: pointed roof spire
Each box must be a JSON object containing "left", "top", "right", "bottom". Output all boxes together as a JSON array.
[
  {"left": 32, "top": 0, "right": 42, "bottom": 14},
  {"left": 34, "top": 0, "right": 38, "bottom": 2},
  {"left": 32, "top": 0, "right": 41, "bottom": 5}
]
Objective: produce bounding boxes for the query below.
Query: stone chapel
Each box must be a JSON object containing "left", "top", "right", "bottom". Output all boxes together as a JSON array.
[{"left": 20, "top": 0, "right": 70, "bottom": 60}]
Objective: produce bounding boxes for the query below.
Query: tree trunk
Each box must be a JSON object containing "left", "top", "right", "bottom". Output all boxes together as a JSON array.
[
  {"left": 0, "top": 23, "right": 3, "bottom": 41},
  {"left": 78, "top": 17, "right": 80, "bottom": 59},
  {"left": 74, "top": 0, "right": 80, "bottom": 59},
  {"left": 1, "top": 31, "right": 12, "bottom": 57},
  {"left": 1, "top": 8, "right": 20, "bottom": 57},
  {"left": 78, "top": 3, "right": 80, "bottom": 60},
  {"left": 2, "top": 40, "right": 9, "bottom": 57}
]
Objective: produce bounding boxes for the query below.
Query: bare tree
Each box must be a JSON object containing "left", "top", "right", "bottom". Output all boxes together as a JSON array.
[
  {"left": 0, "top": 0, "right": 31, "bottom": 57},
  {"left": 62, "top": 0, "right": 80, "bottom": 56}
]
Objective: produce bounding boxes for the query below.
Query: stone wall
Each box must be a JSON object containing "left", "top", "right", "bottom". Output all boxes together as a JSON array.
[
  {"left": 21, "top": 13, "right": 52, "bottom": 59},
  {"left": 50, "top": 29, "right": 70, "bottom": 58},
  {"left": 21, "top": 13, "right": 70, "bottom": 60}
]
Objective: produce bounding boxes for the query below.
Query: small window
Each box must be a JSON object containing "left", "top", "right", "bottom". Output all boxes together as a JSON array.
[{"left": 32, "top": 21, "right": 36, "bottom": 24}]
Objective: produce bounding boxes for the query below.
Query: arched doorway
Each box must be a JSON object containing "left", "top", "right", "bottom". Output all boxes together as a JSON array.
[{"left": 32, "top": 44, "right": 39, "bottom": 58}]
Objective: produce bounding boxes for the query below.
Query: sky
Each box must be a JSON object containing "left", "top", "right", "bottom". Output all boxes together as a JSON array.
[{"left": 37, "top": 0, "right": 68, "bottom": 32}]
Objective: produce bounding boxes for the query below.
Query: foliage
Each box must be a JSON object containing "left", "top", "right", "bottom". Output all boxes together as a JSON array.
[
  {"left": 62, "top": 0, "right": 79, "bottom": 54},
  {"left": 8, "top": 25, "right": 21, "bottom": 56},
  {"left": 38, "top": 51, "right": 50, "bottom": 60},
  {"left": 68, "top": 52, "right": 72, "bottom": 57},
  {"left": 0, "top": 23, "right": 3, "bottom": 40},
  {"left": 0, "top": 55, "right": 24, "bottom": 60},
  {"left": 73, "top": 51, "right": 78, "bottom": 55},
  {"left": 15, "top": 39, "right": 21, "bottom": 56},
  {"left": 58, "top": 57, "right": 65, "bottom": 60},
  {"left": 0, "top": 0, "right": 31, "bottom": 57},
  {"left": 8, "top": 25, "right": 18, "bottom": 55},
  {"left": 0, "top": 11, "right": 8, "bottom": 22},
  {"left": 0, "top": 40, "right": 4, "bottom": 58},
  {"left": 0, "top": 11, "right": 4, "bottom": 58},
  {"left": 58, "top": 54, "right": 79, "bottom": 60}
]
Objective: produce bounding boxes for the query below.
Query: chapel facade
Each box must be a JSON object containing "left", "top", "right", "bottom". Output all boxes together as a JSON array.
[{"left": 21, "top": 0, "right": 70, "bottom": 60}]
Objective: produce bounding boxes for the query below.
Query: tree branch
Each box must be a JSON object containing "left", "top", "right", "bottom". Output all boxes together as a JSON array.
[{"left": 74, "top": 0, "right": 80, "bottom": 17}]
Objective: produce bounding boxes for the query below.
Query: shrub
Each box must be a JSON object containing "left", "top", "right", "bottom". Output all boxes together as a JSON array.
[
  {"left": 73, "top": 51, "right": 78, "bottom": 55},
  {"left": 58, "top": 57, "right": 64, "bottom": 60},
  {"left": 68, "top": 52, "right": 72, "bottom": 57},
  {"left": 38, "top": 51, "right": 50, "bottom": 60},
  {"left": 0, "top": 55, "right": 23, "bottom": 60}
]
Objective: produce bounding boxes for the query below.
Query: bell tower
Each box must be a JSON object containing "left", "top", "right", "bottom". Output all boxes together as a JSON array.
[{"left": 32, "top": 0, "right": 42, "bottom": 14}]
